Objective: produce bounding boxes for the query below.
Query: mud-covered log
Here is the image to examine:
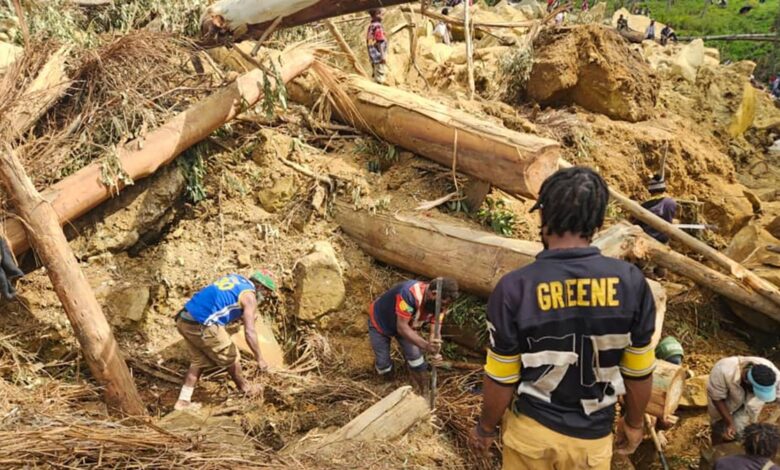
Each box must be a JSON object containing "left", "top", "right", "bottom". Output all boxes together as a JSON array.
[
  {"left": 200, "top": 0, "right": 415, "bottom": 44},
  {"left": 295, "top": 73, "right": 560, "bottom": 198},
  {"left": 646, "top": 360, "right": 686, "bottom": 421},
  {"left": 0, "top": 147, "right": 145, "bottom": 415},
  {"left": 3, "top": 47, "right": 315, "bottom": 256}
]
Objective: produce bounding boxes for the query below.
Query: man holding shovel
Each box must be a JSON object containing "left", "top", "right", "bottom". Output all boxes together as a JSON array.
[{"left": 368, "top": 277, "right": 459, "bottom": 391}]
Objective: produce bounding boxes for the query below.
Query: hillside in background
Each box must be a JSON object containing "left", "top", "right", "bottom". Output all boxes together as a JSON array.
[{"left": 609, "top": 0, "right": 779, "bottom": 80}]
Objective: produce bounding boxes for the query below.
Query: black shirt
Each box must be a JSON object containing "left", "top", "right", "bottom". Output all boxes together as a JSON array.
[
  {"left": 486, "top": 247, "right": 656, "bottom": 439},
  {"left": 715, "top": 456, "right": 780, "bottom": 470}
]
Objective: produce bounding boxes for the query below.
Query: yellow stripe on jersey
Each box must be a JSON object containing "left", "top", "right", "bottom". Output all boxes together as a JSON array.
[
  {"left": 484, "top": 349, "right": 522, "bottom": 384},
  {"left": 620, "top": 344, "right": 656, "bottom": 378},
  {"left": 238, "top": 289, "right": 255, "bottom": 303}
]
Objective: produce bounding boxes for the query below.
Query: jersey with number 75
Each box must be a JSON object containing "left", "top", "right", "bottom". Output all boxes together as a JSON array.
[
  {"left": 484, "top": 247, "right": 657, "bottom": 440},
  {"left": 184, "top": 274, "right": 256, "bottom": 327}
]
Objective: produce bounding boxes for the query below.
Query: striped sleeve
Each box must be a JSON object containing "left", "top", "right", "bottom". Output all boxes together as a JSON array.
[
  {"left": 485, "top": 349, "right": 522, "bottom": 384},
  {"left": 620, "top": 343, "right": 656, "bottom": 378}
]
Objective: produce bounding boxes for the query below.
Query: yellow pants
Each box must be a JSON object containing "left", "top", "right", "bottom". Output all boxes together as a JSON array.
[{"left": 502, "top": 413, "right": 613, "bottom": 470}]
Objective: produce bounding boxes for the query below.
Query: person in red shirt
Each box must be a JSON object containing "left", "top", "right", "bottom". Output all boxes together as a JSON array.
[{"left": 366, "top": 9, "right": 388, "bottom": 84}]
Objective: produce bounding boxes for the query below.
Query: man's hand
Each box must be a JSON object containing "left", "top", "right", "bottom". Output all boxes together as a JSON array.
[
  {"left": 468, "top": 424, "right": 496, "bottom": 456},
  {"left": 256, "top": 358, "right": 269, "bottom": 372},
  {"left": 430, "top": 354, "right": 444, "bottom": 366},
  {"left": 722, "top": 422, "right": 737, "bottom": 441},
  {"left": 615, "top": 417, "right": 644, "bottom": 455}
]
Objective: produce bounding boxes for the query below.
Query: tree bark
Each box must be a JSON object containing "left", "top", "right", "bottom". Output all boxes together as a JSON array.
[
  {"left": 201, "top": 0, "right": 415, "bottom": 45},
  {"left": 464, "top": 2, "right": 476, "bottom": 100},
  {"left": 0, "top": 147, "right": 145, "bottom": 415},
  {"left": 3, "top": 47, "right": 315, "bottom": 256},
  {"left": 292, "top": 73, "right": 560, "bottom": 198},
  {"left": 645, "top": 360, "right": 685, "bottom": 421}
]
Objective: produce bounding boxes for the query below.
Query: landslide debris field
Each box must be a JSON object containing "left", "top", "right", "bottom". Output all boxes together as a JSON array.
[{"left": 0, "top": 1, "right": 779, "bottom": 469}]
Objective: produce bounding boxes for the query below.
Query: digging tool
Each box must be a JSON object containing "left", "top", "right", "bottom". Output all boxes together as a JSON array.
[
  {"left": 645, "top": 414, "right": 670, "bottom": 470},
  {"left": 428, "top": 278, "right": 443, "bottom": 409},
  {"left": 673, "top": 224, "right": 718, "bottom": 231}
]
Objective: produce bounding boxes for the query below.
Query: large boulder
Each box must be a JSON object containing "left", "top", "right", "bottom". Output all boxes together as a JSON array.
[
  {"left": 700, "top": 175, "right": 756, "bottom": 237},
  {"left": 0, "top": 41, "right": 22, "bottom": 73},
  {"left": 293, "top": 242, "right": 346, "bottom": 321},
  {"left": 670, "top": 39, "right": 704, "bottom": 82},
  {"left": 230, "top": 315, "right": 285, "bottom": 368},
  {"left": 679, "top": 375, "right": 708, "bottom": 408},
  {"left": 101, "top": 285, "right": 151, "bottom": 325},
  {"left": 528, "top": 24, "right": 658, "bottom": 122}
]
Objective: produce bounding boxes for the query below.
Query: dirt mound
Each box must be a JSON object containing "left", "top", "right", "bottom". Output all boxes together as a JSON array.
[{"left": 528, "top": 24, "right": 658, "bottom": 122}]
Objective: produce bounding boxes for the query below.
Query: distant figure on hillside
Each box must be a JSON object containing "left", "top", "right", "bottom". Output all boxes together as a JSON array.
[
  {"left": 555, "top": 10, "right": 566, "bottom": 25},
  {"left": 708, "top": 356, "right": 780, "bottom": 445},
  {"left": 645, "top": 20, "right": 656, "bottom": 40},
  {"left": 772, "top": 76, "right": 780, "bottom": 98},
  {"left": 617, "top": 14, "right": 629, "bottom": 30},
  {"left": 617, "top": 14, "right": 629, "bottom": 31},
  {"left": 434, "top": 8, "right": 452, "bottom": 45},
  {"left": 714, "top": 423, "right": 780, "bottom": 470},
  {"left": 636, "top": 175, "right": 677, "bottom": 244},
  {"left": 366, "top": 9, "right": 389, "bottom": 84},
  {"left": 581, "top": 0, "right": 589, "bottom": 12},
  {"left": 738, "top": 5, "right": 753, "bottom": 14},
  {"left": 660, "top": 24, "right": 678, "bottom": 45}
]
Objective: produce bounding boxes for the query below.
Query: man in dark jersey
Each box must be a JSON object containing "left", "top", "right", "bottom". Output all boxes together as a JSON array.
[
  {"left": 637, "top": 174, "right": 677, "bottom": 244},
  {"left": 715, "top": 423, "right": 780, "bottom": 470},
  {"left": 470, "top": 167, "right": 656, "bottom": 469},
  {"left": 368, "top": 278, "right": 459, "bottom": 387}
]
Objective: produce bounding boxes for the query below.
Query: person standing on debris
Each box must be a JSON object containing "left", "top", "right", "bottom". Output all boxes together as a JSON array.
[
  {"left": 772, "top": 76, "right": 780, "bottom": 98},
  {"left": 617, "top": 14, "right": 629, "bottom": 31},
  {"left": 581, "top": 0, "right": 589, "bottom": 12},
  {"left": 367, "top": 9, "right": 389, "bottom": 85},
  {"left": 708, "top": 356, "right": 780, "bottom": 445},
  {"left": 174, "top": 270, "right": 277, "bottom": 410},
  {"left": 469, "top": 167, "right": 657, "bottom": 469},
  {"left": 645, "top": 20, "right": 656, "bottom": 40},
  {"left": 660, "top": 24, "right": 678, "bottom": 45},
  {"left": 368, "top": 278, "right": 459, "bottom": 388},
  {"left": 555, "top": 9, "right": 566, "bottom": 25},
  {"left": 715, "top": 423, "right": 780, "bottom": 470},
  {"left": 636, "top": 174, "right": 677, "bottom": 244},
  {"left": 434, "top": 8, "right": 452, "bottom": 45}
]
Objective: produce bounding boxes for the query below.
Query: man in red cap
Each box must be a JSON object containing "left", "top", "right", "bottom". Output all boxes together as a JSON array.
[{"left": 173, "top": 269, "right": 277, "bottom": 410}]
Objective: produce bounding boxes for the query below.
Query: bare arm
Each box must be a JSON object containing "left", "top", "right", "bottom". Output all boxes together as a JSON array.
[
  {"left": 623, "top": 376, "right": 652, "bottom": 428},
  {"left": 478, "top": 377, "right": 515, "bottom": 431},
  {"left": 714, "top": 399, "right": 733, "bottom": 425},
  {"left": 396, "top": 316, "right": 433, "bottom": 352},
  {"left": 240, "top": 293, "right": 265, "bottom": 366}
]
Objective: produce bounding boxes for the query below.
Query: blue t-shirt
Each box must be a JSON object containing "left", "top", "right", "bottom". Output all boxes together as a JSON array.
[
  {"left": 369, "top": 280, "right": 430, "bottom": 336},
  {"left": 184, "top": 274, "right": 255, "bottom": 326}
]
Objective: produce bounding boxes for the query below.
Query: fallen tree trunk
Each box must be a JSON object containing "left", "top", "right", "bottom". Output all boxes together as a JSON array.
[
  {"left": 0, "top": 147, "right": 145, "bottom": 415},
  {"left": 4, "top": 47, "right": 315, "bottom": 256},
  {"left": 294, "top": 72, "right": 560, "bottom": 198},
  {"left": 200, "top": 0, "right": 415, "bottom": 44},
  {"left": 334, "top": 204, "right": 667, "bottom": 347},
  {"left": 6, "top": 45, "right": 72, "bottom": 139},
  {"left": 678, "top": 33, "right": 778, "bottom": 42},
  {"left": 314, "top": 386, "right": 429, "bottom": 450},
  {"left": 646, "top": 360, "right": 685, "bottom": 421}
]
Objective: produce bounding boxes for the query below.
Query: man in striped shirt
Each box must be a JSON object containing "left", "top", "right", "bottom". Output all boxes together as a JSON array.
[{"left": 470, "top": 167, "right": 657, "bottom": 469}]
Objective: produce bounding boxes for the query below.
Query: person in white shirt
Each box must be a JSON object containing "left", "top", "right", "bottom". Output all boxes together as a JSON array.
[
  {"left": 434, "top": 8, "right": 452, "bottom": 45},
  {"left": 707, "top": 356, "right": 780, "bottom": 445}
]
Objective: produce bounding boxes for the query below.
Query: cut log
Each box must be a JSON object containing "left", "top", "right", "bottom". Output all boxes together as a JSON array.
[
  {"left": 5, "top": 45, "right": 72, "bottom": 139},
  {"left": 646, "top": 360, "right": 686, "bottom": 421},
  {"left": 334, "top": 204, "right": 667, "bottom": 347},
  {"left": 295, "top": 72, "right": 560, "bottom": 198},
  {"left": 201, "top": 0, "right": 415, "bottom": 44},
  {"left": 315, "top": 386, "right": 430, "bottom": 450},
  {"left": 3, "top": 47, "right": 315, "bottom": 256},
  {"left": 464, "top": 3, "right": 475, "bottom": 99},
  {"left": 0, "top": 147, "right": 145, "bottom": 415}
]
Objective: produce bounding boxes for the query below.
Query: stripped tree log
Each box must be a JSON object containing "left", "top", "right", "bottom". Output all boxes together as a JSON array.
[
  {"left": 6, "top": 45, "right": 72, "bottom": 139},
  {"left": 314, "top": 386, "right": 430, "bottom": 450},
  {"left": 646, "top": 360, "right": 686, "bottom": 421},
  {"left": 3, "top": 47, "right": 316, "bottom": 256},
  {"left": 334, "top": 204, "right": 667, "bottom": 347},
  {"left": 0, "top": 147, "right": 145, "bottom": 415},
  {"left": 293, "top": 73, "right": 560, "bottom": 198},
  {"left": 200, "top": 0, "right": 415, "bottom": 44}
]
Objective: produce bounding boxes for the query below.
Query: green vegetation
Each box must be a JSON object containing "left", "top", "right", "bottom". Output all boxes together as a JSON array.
[
  {"left": 476, "top": 196, "right": 518, "bottom": 236},
  {"left": 356, "top": 138, "right": 399, "bottom": 173},
  {"left": 447, "top": 295, "right": 489, "bottom": 349},
  {"left": 179, "top": 144, "right": 208, "bottom": 203},
  {"left": 607, "top": 0, "right": 780, "bottom": 80}
]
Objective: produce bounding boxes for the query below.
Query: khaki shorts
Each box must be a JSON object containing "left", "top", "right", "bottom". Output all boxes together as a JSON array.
[
  {"left": 176, "top": 318, "right": 238, "bottom": 369},
  {"left": 502, "top": 412, "right": 613, "bottom": 470},
  {"left": 372, "top": 63, "right": 387, "bottom": 84}
]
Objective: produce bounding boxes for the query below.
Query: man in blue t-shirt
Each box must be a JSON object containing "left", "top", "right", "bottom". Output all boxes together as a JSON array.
[
  {"left": 368, "top": 277, "right": 459, "bottom": 387},
  {"left": 174, "top": 269, "right": 277, "bottom": 410}
]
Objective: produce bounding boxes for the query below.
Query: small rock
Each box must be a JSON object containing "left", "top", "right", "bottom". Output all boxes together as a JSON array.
[
  {"left": 106, "top": 286, "right": 151, "bottom": 323},
  {"left": 251, "top": 129, "right": 293, "bottom": 166},
  {"left": 258, "top": 176, "right": 296, "bottom": 213},
  {"left": 293, "top": 241, "right": 346, "bottom": 321},
  {"left": 679, "top": 374, "right": 708, "bottom": 408},
  {"left": 766, "top": 215, "right": 780, "bottom": 239},
  {"left": 237, "top": 253, "right": 252, "bottom": 268}
]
